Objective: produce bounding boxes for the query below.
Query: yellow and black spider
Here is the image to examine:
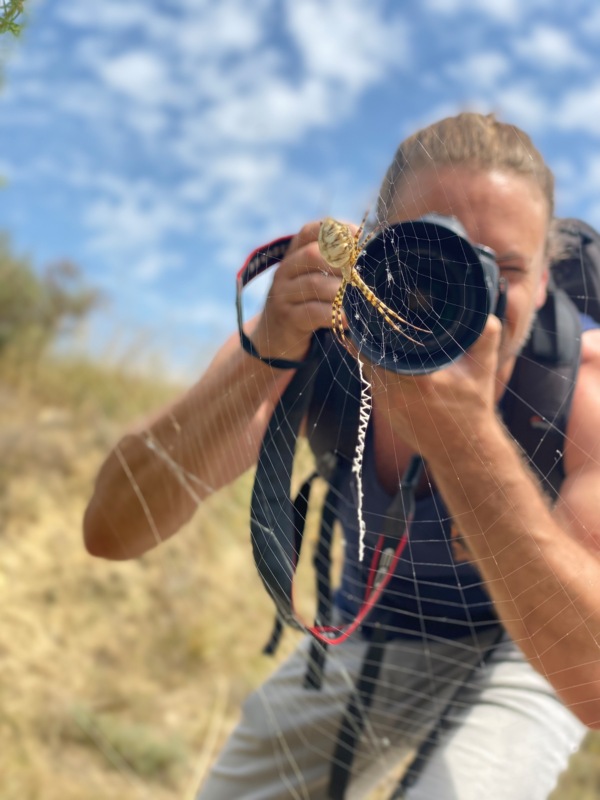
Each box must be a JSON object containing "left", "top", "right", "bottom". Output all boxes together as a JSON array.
[{"left": 318, "top": 214, "right": 425, "bottom": 349}]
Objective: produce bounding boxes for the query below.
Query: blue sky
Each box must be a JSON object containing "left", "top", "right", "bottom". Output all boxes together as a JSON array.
[{"left": 1, "top": 0, "right": 600, "bottom": 375}]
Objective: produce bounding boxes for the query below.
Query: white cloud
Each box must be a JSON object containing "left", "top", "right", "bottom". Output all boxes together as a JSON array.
[
  {"left": 60, "top": 0, "right": 269, "bottom": 62},
  {"left": 513, "top": 25, "right": 589, "bottom": 71},
  {"left": 82, "top": 180, "right": 195, "bottom": 265},
  {"left": 167, "top": 2, "right": 412, "bottom": 151},
  {"left": 57, "top": 0, "right": 157, "bottom": 31},
  {"left": 95, "top": 50, "right": 170, "bottom": 104},
  {"left": 55, "top": 80, "right": 115, "bottom": 121},
  {"left": 207, "top": 152, "right": 284, "bottom": 187},
  {"left": 58, "top": 148, "right": 322, "bottom": 287},
  {"left": 176, "top": 0, "right": 267, "bottom": 56},
  {"left": 48, "top": 0, "right": 414, "bottom": 275},
  {"left": 176, "top": 299, "right": 235, "bottom": 328},
  {"left": 423, "top": 0, "right": 522, "bottom": 23},
  {"left": 552, "top": 160, "right": 580, "bottom": 214},
  {"left": 491, "top": 83, "right": 552, "bottom": 131},
  {"left": 446, "top": 50, "right": 511, "bottom": 89},
  {"left": 555, "top": 152, "right": 600, "bottom": 217},
  {"left": 580, "top": 6, "right": 600, "bottom": 37},
  {"left": 200, "top": 161, "right": 325, "bottom": 273},
  {"left": 198, "top": 77, "right": 333, "bottom": 146},
  {"left": 412, "top": 76, "right": 600, "bottom": 142},
  {"left": 286, "top": 0, "right": 411, "bottom": 91},
  {"left": 50, "top": 0, "right": 413, "bottom": 158},
  {"left": 132, "top": 251, "right": 183, "bottom": 283},
  {"left": 554, "top": 80, "right": 600, "bottom": 135},
  {"left": 581, "top": 200, "right": 600, "bottom": 231},
  {"left": 546, "top": 148, "right": 600, "bottom": 224}
]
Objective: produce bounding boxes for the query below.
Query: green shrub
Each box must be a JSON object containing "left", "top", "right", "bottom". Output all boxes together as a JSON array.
[
  {"left": 0, "top": 236, "right": 101, "bottom": 357},
  {"left": 0, "top": 0, "right": 25, "bottom": 36}
]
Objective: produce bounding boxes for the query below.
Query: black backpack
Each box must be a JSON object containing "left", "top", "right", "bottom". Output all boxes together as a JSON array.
[{"left": 551, "top": 217, "right": 600, "bottom": 322}]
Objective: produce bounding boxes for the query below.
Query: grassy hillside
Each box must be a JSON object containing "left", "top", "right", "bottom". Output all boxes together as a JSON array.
[{"left": 0, "top": 347, "right": 598, "bottom": 799}]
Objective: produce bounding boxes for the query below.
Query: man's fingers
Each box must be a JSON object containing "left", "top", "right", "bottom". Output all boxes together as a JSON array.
[
  {"left": 466, "top": 315, "right": 502, "bottom": 365},
  {"left": 287, "top": 221, "right": 322, "bottom": 255}
]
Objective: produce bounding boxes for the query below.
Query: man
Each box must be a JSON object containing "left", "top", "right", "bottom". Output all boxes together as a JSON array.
[{"left": 84, "top": 113, "right": 600, "bottom": 799}]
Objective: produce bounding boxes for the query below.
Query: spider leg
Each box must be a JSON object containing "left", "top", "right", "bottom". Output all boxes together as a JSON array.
[
  {"left": 374, "top": 306, "right": 423, "bottom": 345},
  {"left": 331, "top": 282, "right": 348, "bottom": 346},
  {"left": 352, "top": 275, "right": 429, "bottom": 342},
  {"left": 354, "top": 208, "right": 371, "bottom": 245},
  {"left": 357, "top": 222, "right": 383, "bottom": 252}
]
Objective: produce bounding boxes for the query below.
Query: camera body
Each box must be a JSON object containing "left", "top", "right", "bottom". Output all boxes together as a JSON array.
[{"left": 343, "top": 213, "right": 505, "bottom": 374}]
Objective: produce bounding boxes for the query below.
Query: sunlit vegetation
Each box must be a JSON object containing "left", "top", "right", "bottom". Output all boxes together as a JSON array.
[{"left": 0, "top": 0, "right": 25, "bottom": 37}]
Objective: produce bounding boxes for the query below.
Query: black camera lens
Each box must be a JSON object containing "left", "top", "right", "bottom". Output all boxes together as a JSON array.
[{"left": 343, "top": 215, "right": 501, "bottom": 374}]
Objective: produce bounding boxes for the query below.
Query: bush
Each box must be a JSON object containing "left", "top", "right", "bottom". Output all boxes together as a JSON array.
[
  {"left": 0, "top": 235, "right": 101, "bottom": 357},
  {"left": 0, "top": 0, "right": 25, "bottom": 36}
]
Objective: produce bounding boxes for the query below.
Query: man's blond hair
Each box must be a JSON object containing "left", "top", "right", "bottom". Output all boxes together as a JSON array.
[{"left": 378, "top": 112, "right": 554, "bottom": 222}]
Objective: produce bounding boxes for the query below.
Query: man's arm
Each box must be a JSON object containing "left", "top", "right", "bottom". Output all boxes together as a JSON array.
[
  {"left": 83, "top": 331, "right": 296, "bottom": 560},
  {"left": 373, "top": 321, "right": 600, "bottom": 729},
  {"left": 83, "top": 222, "right": 342, "bottom": 560}
]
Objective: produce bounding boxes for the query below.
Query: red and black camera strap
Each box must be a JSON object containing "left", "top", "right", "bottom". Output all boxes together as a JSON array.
[{"left": 237, "top": 235, "right": 423, "bottom": 649}]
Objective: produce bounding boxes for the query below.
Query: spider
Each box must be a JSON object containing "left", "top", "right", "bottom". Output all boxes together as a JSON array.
[{"left": 317, "top": 214, "right": 426, "bottom": 349}]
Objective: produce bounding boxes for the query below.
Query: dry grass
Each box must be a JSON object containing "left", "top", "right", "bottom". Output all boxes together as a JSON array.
[
  {"left": 0, "top": 352, "right": 284, "bottom": 799},
  {"left": 0, "top": 348, "right": 598, "bottom": 799}
]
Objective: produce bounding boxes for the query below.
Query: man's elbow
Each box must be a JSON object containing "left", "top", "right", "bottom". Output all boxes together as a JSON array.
[
  {"left": 576, "top": 700, "right": 600, "bottom": 732},
  {"left": 562, "top": 682, "right": 600, "bottom": 731},
  {"left": 83, "top": 501, "right": 134, "bottom": 561}
]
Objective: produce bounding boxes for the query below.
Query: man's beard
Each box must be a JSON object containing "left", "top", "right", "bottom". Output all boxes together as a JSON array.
[{"left": 496, "top": 306, "right": 539, "bottom": 383}]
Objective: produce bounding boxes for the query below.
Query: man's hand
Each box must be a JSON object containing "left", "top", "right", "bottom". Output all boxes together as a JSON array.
[
  {"left": 249, "top": 221, "right": 355, "bottom": 363},
  {"left": 369, "top": 314, "right": 504, "bottom": 458}
]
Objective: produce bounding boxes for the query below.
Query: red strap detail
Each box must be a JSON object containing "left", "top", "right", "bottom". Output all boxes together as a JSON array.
[
  {"left": 236, "top": 235, "right": 294, "bottom": 284},
  {"left": 301, "top": 532, "right": 410, "bottom": 646}
]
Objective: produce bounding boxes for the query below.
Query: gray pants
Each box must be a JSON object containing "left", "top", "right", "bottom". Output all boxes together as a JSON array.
[{"left": 197, "top": 629, "right": 585, "bottom": 799}]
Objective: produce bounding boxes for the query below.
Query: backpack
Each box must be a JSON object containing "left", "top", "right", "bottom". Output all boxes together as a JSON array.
[{"left": 551, "top": 217, "right": 600, "bottom": 323}]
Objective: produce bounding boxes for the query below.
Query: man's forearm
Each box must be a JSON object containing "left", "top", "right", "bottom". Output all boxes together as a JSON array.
[
  {"left": 84, "top": 333, "right": 295, "bottom": 560},
  {"left": 425, "top": 415, "right": 600, "bottom": 726}
]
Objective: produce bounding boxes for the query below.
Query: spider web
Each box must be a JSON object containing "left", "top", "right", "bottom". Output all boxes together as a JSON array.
[{"left": 105, "top": 156, "right": 600, "bottom": 800}]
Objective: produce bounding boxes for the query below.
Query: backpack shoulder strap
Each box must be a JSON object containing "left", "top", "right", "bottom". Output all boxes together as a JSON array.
[
  {"left": 552, "top": 218, "right": 600, "bottom": 323},
  {"left": 500, "top": 288, "right": 582, "bottom": 500},
  {"left": 523, "top": 286, "right": 582, "bottom": 365}
]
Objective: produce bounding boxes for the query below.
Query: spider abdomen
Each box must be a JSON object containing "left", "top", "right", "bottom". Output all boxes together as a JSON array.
[{"left": 318, "top": 217, "right": 357, "bottom": 275}]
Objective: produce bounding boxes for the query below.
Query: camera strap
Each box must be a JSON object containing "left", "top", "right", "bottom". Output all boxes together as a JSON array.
[
  {"left": 237, "top": 236, "right": 418, "bottom": 647},
  {"left": 235, "top": 234, "right": 316, "bottom": 370},
  {"left": 251, "top": 363, "right": 420, "bottom": 645}
]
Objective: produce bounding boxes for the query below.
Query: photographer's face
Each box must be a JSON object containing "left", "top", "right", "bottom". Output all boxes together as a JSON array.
[{"left": 388, "top": 166, "right": 549, "bottom": 381}]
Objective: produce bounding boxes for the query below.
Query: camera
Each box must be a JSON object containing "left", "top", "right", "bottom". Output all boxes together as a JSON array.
[{"left": 343, "top": 213, "right": 505, "bottom": 374}]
